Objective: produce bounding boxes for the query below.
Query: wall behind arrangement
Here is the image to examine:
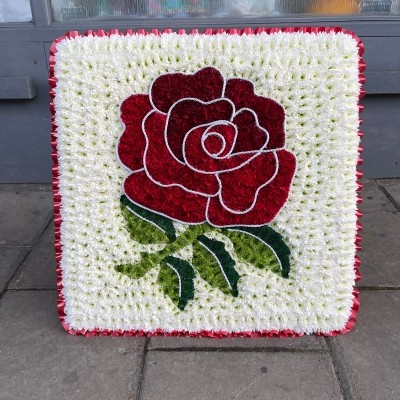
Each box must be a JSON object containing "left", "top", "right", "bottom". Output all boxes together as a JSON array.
[{"left": 0, "top": 1, "right": 399, "bottom": 182}]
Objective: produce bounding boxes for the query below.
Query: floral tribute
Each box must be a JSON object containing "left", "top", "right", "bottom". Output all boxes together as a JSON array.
[
  {"left": 50, "top": 28, "right": 364, "bottom": 336},
  {"left": 116, "top": 67, "right": 296, "bottom": 309}
]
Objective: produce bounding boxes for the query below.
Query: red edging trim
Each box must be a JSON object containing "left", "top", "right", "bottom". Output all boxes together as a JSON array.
[{"left": 49, "top": 27, "right": 364, "bottom": 337}]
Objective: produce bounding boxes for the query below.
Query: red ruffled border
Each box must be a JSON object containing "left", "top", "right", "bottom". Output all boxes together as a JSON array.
[{"left": 49, "top": 27, "right": 364, "bottom": 337}]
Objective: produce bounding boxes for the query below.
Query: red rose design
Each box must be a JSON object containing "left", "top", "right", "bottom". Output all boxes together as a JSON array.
[{"left": 118, "top": 67, "right": 296, "bottom": 227}]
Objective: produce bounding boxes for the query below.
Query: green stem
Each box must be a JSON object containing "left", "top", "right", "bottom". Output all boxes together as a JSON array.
[{"left": 116, "top": 223, "right": 215, "bottom": 278}]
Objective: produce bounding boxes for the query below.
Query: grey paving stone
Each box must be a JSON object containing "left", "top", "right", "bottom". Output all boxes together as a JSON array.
[
  {"left": 0, "top": 247, "right": 29, "bottom": 293},
  {"left": 149, "top": 335, "right": 326, "bottom": 351},
  {"left": 9, "top": 223, "right": 56, "bottom": 289},
  {"left": 378, "top": 178, "right": 400, "bottom": 208},
  {"left": 360, "top": 179, "right": 396, "bottom": 212},
  {"left": 0, "top": 184, "right": 53, "bottom": 246},
  {"left": 359, "top": 211, "right": 400, "bottom": 287},
  {"left": 141, "top": 351, "right": 342, "bottom": 400},
  {"left": 332, "top": 291, "right": 400, "bottom": 400},
  {"left": 0, "top": 291, "right": 145, "bottom": 400}
]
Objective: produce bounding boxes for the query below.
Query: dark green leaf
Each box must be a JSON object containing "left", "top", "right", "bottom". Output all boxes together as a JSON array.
[
  {"left": 224, "top": 226, "right": 291, "bottom": 278},
  {"left": 120, "top": 195, "right": 176, "bottom": 244},
  {"left": 157, "top": 256, "right": 195, "bottom": 310},
  {"left": 192, "top": 235, "right": 239, "bottom": 296}
]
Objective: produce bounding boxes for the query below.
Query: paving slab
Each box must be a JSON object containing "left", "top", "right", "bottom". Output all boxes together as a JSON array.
[
  {"left": 9, "top": 223, "right": 56, "bottom": 289},
  {"left": 359, "top": 211, "right": 400, "bottom": 287},
  {"left": 0, "top": 184, "right": 53, "bottom": 246},
  {"left": 0, "top": 247, "right": 29, "bottom": 293},
  {"left": 149, "top": 335, "right": 326, "bottom": 351},
  {"left": 141, "top": 351, "right": 342, "bottom": 400},
  {"left": 0, "top": 291, "right": 145, "bottom": 400},
  {"left": 378, "top": 179, "right": 400, "bottom": 208},
  {"left": 360, "top": 179, "right": 396, "bottom": 212},
  {"left": 332, "top": 291, "right": 400, "bottom": 400}
]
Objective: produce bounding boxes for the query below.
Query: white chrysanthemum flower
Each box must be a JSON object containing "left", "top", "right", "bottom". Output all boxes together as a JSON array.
[{"left": 53, "top": 31, "right": 361, "bottom": 334}]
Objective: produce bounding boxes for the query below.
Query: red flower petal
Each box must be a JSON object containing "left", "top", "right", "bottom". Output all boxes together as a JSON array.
[
  {"left": 232, "top": 109, "right": 268, "bottom": 153},
  {"left": 124, "top": 171, "right": 207, "bottom": 223},
  {"left": 184, "top": 123, "right": 257, "bottom": 173},
  {"left": 218, "top": 151, "right": 278, "bottom": 213},
  {"left": 225, "top": 79, "right": 286, "bottom": 150},
  {"left": 207, "top": 150, "right": 296, "bottom": 226},
  {"left": 143, "top": 111, "right": 219, "bottom": 196},
  {"left": 167, "top": 98, "right": 234, "bottom": 161},
  {"left": 151, "top": 67, "right": 225, "bottom": 113},
  {"left": 118, "top": 95, "right": 152, "bottom": 171}
]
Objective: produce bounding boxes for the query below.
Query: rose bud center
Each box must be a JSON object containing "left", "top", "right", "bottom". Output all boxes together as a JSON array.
[{"left": 202, "top": 132, "right": 226, "bottom": 157}]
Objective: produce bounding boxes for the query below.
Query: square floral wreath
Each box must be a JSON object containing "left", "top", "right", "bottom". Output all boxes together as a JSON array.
[{"left": 49, "top": 27, "right": 365, "bottom": 336}]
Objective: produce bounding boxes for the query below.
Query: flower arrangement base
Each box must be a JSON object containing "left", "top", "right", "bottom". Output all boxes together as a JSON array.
[{"left": 50, "top": 28, "right": 364, "bottom": 337}]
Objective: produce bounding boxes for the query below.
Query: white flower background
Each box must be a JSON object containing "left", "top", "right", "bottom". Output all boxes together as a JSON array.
[{"left": 53, "top": 32, "right": 360, "bottom": 334}]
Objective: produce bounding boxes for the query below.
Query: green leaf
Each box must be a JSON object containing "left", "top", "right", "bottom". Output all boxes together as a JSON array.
[
  {"left": 192, "top": 235, "right": 239, "bottom": 297},
  {"left": 120, "top": 195, "right": 176, "bottom": 244},
  {"left": 224, "top": 226, "right": 291, "bottom": 278},
  {"left": 115, "top": 252, "right": 158, "bottom": 279},
  {"left": 157, "top": 256, "right": 195, "bottom": 310}
]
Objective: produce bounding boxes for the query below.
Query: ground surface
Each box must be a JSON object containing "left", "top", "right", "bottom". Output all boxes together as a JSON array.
[{"left": 0, "top": 179, "right": 399, "bottom": 400}]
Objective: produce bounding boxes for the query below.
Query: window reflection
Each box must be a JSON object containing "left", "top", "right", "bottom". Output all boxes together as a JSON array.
[
  {"left": 0, "top": 0, "right": 32, "bottom": 23},
  {"left": 50, "top": 0, "right": 400, "bottom": 21}
]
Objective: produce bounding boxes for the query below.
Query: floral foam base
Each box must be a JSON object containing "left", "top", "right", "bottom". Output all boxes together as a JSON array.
[{"left": 50, "top": 27, "right": 364, "bottom": 336}]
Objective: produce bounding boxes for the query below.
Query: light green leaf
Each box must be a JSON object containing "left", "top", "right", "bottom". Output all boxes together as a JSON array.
[
  {"left": 192, "top": 235, "right": 239, "bottom": 296},
  {"left": 115, "top": 252, "right": 157, "bottom": 279},
  {"left": 120, "top": 195, "right": 176, "bottom": 244},
  {"left": 223, "top": 226, "right": 290, "bottom": 278}
]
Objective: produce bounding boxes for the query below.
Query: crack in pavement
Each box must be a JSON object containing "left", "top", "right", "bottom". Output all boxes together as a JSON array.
[{"left": 230, "top": 366, "right": 268, "bottom": 399}]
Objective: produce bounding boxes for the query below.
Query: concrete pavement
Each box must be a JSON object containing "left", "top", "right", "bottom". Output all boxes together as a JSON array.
[{"left": 0, "top": 180, "right": 399, "bottom": 400}]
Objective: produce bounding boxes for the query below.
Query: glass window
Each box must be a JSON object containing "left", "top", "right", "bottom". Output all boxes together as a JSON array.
[
  {"left": 0, "top": 0, "right": 32, "bottom": 22},
  {"left": 50, "top": 0, "right": 400, "bottom": 21}
]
